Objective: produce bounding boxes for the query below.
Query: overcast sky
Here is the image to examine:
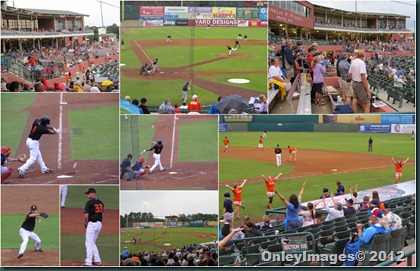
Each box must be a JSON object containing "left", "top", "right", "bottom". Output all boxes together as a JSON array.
[
  {"left": 309, "top": 0, "right": 416, "bottom": 31},
  {"left": 120, "top": 191, "right": 218, "bottom": 218},
  {"left": 10, "top": 0, "right": 119, "bottom": 27}
]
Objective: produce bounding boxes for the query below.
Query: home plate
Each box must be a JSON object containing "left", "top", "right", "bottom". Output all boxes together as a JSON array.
[
  {"left": 57, "top": 175, "right": 73, "bottom": 179},
  {"left": 169, "top": 172, "right": 178, "bottom": 175},
  {"left": 164, "top": 243, "right": 171, "bottom": 246},
  {"left": 228, "top": 78, "right": 250, "bottom": 84},
  {"left": 331, "top": 169, "right": 338, "bottom": 172}
]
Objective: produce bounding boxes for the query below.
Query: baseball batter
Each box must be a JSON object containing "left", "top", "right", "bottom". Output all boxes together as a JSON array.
[
  {"left": 18, "top": 205, "right": 47, "bottom": 258},
  {"left": 257, "top": 136, "right": 264, "bottom": 151},
  {"left": 262, "top": 173, "right": 282, "bottom": 209},
  {"left": 82, "top": 188, "right": 104, "bottom": 266},
  {"left": 60, "top": 185, "right": 68, "bottom": 208},
  {"left": 146, "top": 140, "right": 165, "bottom": 174},
  {"left": 17, "top": 116, "right": 57, "bottom": 178},
  {"left": 223, "top": 137, "right": 229, "bottom": 152},
  {"left": 392, "top": 157, "right": 409, "bottom": 184},
  {"left": 181, "top": 82, "right": 190, "bottom": 104},
  {"left": 288, "top": 146, "right": 297, "bottom": 162},
  {"left": 274, "top": 145, "right": 283, "bottom": 166},
  {"left": 225, "top": 179, "right": 247, "bottom": 220}
]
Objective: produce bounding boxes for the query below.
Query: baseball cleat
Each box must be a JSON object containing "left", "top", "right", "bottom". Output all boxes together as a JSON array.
[
  {"left": 80, "top": 263, "right": 92, "bottom": 267},
  {"left": 160, "top": 167, "right": 166, "bottom": 171},
  {"left": 61, "top": 206, "right": 65, "bottom": 208},
  {"left": 41, "top": 168, "right": 53, "bottom": 174},
  {"left": 93, "top": 262, "right": 102, "bottom": 266},
  {"left": 17, "top": 253, "right": 24, "bottom": 258},
  {"left": 34, "top": 247, "right": 44, "bottom": 252},
  {"left": 17, "top": 168, "right": 25, "bottom": 178}
]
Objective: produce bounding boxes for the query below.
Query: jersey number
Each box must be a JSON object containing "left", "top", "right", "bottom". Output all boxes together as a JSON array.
[
  {"left": 31, "top": 126, "right": 37, "bottom": 133},
  {"left": 94, "top": 204, "right": 103, "bottom": 213}
]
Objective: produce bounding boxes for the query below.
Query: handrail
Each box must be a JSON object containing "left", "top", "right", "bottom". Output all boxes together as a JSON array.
[{"left": 375, "top": 248, "right": 415, "bottom": 266}]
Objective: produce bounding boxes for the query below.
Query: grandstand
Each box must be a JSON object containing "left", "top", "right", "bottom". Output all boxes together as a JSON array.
[{"left": 267, "top": 0, "right": 415, "bottom": 114}]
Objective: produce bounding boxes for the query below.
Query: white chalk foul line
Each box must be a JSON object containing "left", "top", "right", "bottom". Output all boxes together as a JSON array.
[
  {"left": 57, "top": 93, "right": 63, "bottom": 169},
  {"left": 129, "top": 32, "right": 152, "bottom": 63},
  {"left": 170, "top": 115, "right": 176, "bottom": 169}
]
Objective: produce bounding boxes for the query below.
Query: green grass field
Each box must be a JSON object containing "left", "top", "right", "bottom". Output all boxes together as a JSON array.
[
  {"left": 69, "top": 106, "right": 119, "bottom": 160},
  {"left": 121, "top": 26, "right": 267, "bottom": 106},
  {"left": 120, "top": 227, "right": 217, "bottom": 253},
  {"left": 63, "top": 186, "right": 119, "bottom": 209},
  {"left": 219, "top": 132, "right": 416, "bottom": 221},
  {"left": 1, "top": 93, "right": 36, "bottom": 157},
  {"left": 1, "top": 214, "right": 59, "bottom": 250}
]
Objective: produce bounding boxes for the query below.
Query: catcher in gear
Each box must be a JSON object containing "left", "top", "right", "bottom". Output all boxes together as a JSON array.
[
  {"left": 126, "top": 157, "right": 147, "bottom": 181},
  {"left": 1, "top": 145, "right": 27, "bottom": 183},
  {"left": 18, "top": 205, "right": 46, "bottom": 258}
]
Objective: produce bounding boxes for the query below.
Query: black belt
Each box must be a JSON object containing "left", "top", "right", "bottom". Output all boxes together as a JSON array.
[
  {"left": 28, "top": 137, "right": 39, "bottom": 140},
  {"left": 89, "top": 220, "right": 102, "bottom": 223}
]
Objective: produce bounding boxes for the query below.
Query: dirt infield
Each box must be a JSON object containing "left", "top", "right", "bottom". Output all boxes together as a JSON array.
[
  {"left": 3, "top": 93, "right": 119, "bottom": 184},
  {"left": 220, "top": 147, "right": 415, "bottom": 184},
  {"left": 121, "top": 115, "right": 218, "bottom": 190},
  {"left": 1, "top": 186, "right": 59, "bottom": 266},
  {"left": 123, "top": 38, "right": 265, "bottom": 98}
]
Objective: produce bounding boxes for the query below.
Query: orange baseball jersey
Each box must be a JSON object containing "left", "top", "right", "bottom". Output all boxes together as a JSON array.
[
  {"left": 223, "top": 138, "right": 229, "bottom": 145},
  {"left": 233, "top": 187, "right": 242, "bottom": 201},
  {"left": 65, "top": 73, "right": 70, "bottom": 81},
  {"left": 259, "top": 138, "right": 263, "bottom": 144},
  {"left": 394, "top": 162, "right": 403, "bottom": 173},
  {"left": 188, "top": 101, "right": 201, "bottom": 111},
  {"left": 289, "top": 146, "right": 296, "bottom": 153},
  {"left": 265, "top": 179, "right": 276, "bottom": 192}
]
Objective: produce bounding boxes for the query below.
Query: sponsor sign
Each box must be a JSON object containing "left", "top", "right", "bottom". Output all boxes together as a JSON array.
[
  {"left": 248, "top": 20, "right": 262, "bottom": 27},
  {"left": 237, "top": 8, "right": 259, "bottom": 20},
  {"left": 163, "top": 19, "right": 176, "bottom": 26},
  {"left": 237, "top": 20, "right": 249, "bottom": 27},
  {"left": 140, "top": 6, "right": 164, "bottom": 17},
  {"left": 190, "top": 19, "right": 238, "bottom": 27},
  {"left": 188, "top": 6, "right": 212, "bottom": 19},
  {"left": 223, "top": 115, "right": 253, "bottom": 123},
  {"left": 281, "top": 236, "right": 308, "bottom": 251},
  {"left": 132, "top": 222, "right": 141, "bottom": 227},
  {"left": 381, "top": 114, "right": 415, "bottom": 124},
  {"left": 259, "top": 7, "right": 268, "bottom": 20},
  {"left": 188, "top": 7, "right": 212, "bottom": 13},
  {"left": 212, "top": 7, "right": 236, "bottom": 19},
  {"left": 335, "top": 115, "right": 381, "bottom": 124},
  {"left": 260, "top": 20, "right": 268, "bottom": 27},
  {"left": 391, "top": 124, "right": 416, "bottom": 134},
  {"left": 360, "top": 124, "right": 391, "bottom": 133},
  {"left": 144, "top": 20, "right": 163, "bottom": 27},
  {"left": 175, "top": 19, "right": 188, "bottom": 26},
  {"left": 268, "top": 4, "right": 314, "bottom": 28},
  {"left": 219, "top": 123, "right": 227, "bottom": 132},
  {"left": 164, "top": 6, "right": 189, "bottom": 19}
]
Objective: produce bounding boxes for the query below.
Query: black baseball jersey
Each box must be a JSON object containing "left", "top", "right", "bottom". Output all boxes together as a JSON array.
[
  {"left": 28, "top": 119, "right": 50, "bottom": 140},
  {"left": 148, "top": 143, "right": 163, "bottom": 154},
  {"left": 227, "top": 46, "right": 232, "bottom": 50},
  {"left": 84, "top": 198, "right": 104, "bottom": 222},
  {"left": 21, "top": 212, "right": 36, "bottom": 231},
  {"left": 368, "top": 138, "right": 373, "bottom": 145},
  {"left": 182, "top": 83, "right": 189, "bottom": 92},
  {"left": 275, "top": 147, "right": 282, "bottom": 154}
]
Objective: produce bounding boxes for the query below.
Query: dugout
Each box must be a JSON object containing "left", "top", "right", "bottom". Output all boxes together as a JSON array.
[{"left": 188, "top": 220, "right": 204, "bottom": 227}]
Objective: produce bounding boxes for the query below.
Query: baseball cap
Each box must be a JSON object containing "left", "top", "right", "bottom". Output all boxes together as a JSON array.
[
  {"left": 192, "top": 95, "right": 198, "bottom": 100},
  {"left": 346, "top": 198, "right": 354, "bottom": 205},
  {"left": 322, "top": 187, "right": 329, "bottom": 193},
  {"left": 379, "top": 202, "right": 390, "bottom": 210},
  {"left": 140, "top": 98, "right": 147, "bottom": 103},
  {"left": 367, "top": 207, "right": 383, "bottom": 218},
  {"left": 31, "top": 205, "right": 38, "bottom": 211},
  {"left": 84, "top": 188, "right": 96, "bottom": 194}
]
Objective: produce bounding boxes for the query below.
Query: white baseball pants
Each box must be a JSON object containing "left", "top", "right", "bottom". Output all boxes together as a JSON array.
[
  {"left": 19, "top": 138, "right": 48, "bottom": 172},
  {"left": 85, "top": 221, "right": 102, "bottom": 265},
  {"left": 19, "top": 228, "right": 41, "bottom": 254},
  {"left": 276, "top": 154, "right": 282, "bottom": 166},
  {"left": 149, "top": 153, "right": 164, "bottom": 172}
]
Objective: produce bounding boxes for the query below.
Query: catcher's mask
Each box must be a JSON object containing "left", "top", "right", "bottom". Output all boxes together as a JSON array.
[
  {"left": 138, "top": 157, "right": 145, "bottom": 163},
  {"left": 1, "top": 146, "right": 11, "bottom": 157}
]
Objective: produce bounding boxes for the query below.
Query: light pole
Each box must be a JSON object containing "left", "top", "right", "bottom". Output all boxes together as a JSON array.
[{"left": 143, "top": 202, "right": 148, "bottom": 222}]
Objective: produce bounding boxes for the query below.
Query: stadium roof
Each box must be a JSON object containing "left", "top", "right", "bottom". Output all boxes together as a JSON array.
[
  {"left": 22, "top": 8, "right": 89, "bottom": 17},
  {"left": 309, "top": 2, "right": 409, "bottom": 18}
]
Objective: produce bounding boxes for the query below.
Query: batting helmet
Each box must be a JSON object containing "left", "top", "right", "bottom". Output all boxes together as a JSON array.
[
  {"left": 157, "top": 139, "right": 162, "bottom": 144},
  {"left": 40, "top": 115, "right": 51, "bottom": 125},
  {"left": 138, "top": 157, "right": 145, "bottom": 163},
  {"left": 224, "top": 191, "right": 231, "bottom": 197},
  {"left": 1, "top": 146, "right": 11, "bottom": 157}
]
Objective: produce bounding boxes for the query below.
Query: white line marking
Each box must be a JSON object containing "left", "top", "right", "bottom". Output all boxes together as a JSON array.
[
  {"left": 58, "top": 93, "right": 63, "bottom": 169},
  {"left": 129, "top": 32, "right": 152, "bottom": 63},
  {"left": 170, "top": 115, "right": 177, "bottom": 169}
]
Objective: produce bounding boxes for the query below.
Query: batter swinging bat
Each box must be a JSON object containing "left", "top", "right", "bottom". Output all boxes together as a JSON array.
[{"left": 141, "top": 150, "right": 146, "bottom": 155}]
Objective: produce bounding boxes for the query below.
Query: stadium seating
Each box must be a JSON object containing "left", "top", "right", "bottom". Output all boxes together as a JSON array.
[{"left": 359, "top": 232, "right": 391, "bottom": 266}]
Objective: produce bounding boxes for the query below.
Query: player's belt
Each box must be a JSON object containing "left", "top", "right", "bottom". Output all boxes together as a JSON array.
[
  {"left": 89, "top": 220, "right": 102, "bottom": 223},
  {"left": 28, "top": 137, "right": 39, "bottom": 141}
]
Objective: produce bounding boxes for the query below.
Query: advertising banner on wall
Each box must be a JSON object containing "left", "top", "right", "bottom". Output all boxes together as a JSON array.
[
  {"left": 175, "top": 19, "right": 189, "bottom": 26},
  {"left": 163, "top": 19, "right": 176, "bottom": 26},
  {"left": 259, "top": 7, "right": 268, "bottom": 20},
  {"left": 248, "top": 20, "right": 263, "bottom": 27},
  {"left": 189, "top": 19, "right": 238, "bottom": 27},
  {"left": 212, "top": 7, "right": 236, "bottom": 19},
  {"left": 237, "top": 20, "right": 249, "bottom": 27},
  {"left": 391, "top": 124, "right": 416, "bottom": 134},
  {"left": 381, "top": 114, "right": 415, "bottom": 124},
  {"left": 360, "top": 124, "right": 391, "bottom": 133},
  {"left": 188, "top": 6, "right": 212, "bottom": 19},
  {"left": 237, "top": 8, "right": 259, "bottom": 20},
  {"left": 144, "top": 20, "right": 164, "bottom": 27},
  {"left": 140, "top": 6, "right": 164, "bottom": 18},
  {"left": 164, "top": 6, "right": 189, "bottom": 19},
  {"left": 268, "top": 4, "right": 314, "bottom": 29}
]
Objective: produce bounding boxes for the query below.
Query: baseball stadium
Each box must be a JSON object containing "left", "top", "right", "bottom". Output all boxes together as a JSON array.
[
  {"left": 60, "top": 185, "right": 120, "bottom": 266},
  {"left": 1, "top": 186, "right": 59, "bottom": 266},
  {"left": 120, "top": 0, "right": 268, "bottom": 113},
  {"left": 120, "top": 191, "right": 218, "bottom": 266},
  {"left": 120, "top": 114, "right": 218, "bottom": 190},
  {"left": 1, "top": 92, "right": 119, "bottom": 184},
  {"left": 267, "top": 0, "right": 415, "bottom": 114},
  {"left": 218, "top": 114, "right": 416, "bottom": 266},
  {"left": 1, "top": 0, "right": 119, "bottom": 92}
]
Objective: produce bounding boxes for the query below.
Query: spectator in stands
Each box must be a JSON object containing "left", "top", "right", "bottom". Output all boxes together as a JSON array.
[
  {"left": 370, "top": 191, "right": 380, "bottom": 206},
  {"left": 314, "top": 210, "right": 325, "bottom": 224},
  {"left": 139, "top": 98, "right": 150, "bottom": 114},
  {"left": 180, "top": 102, "right": 188, "bottom": 110},
  {"left": 73, "top": 81, "right": 83, "bottom": 92},
  {"left": 1, "top": 78, "right": 7, "bottom": 91},
  {"left": 307, "top": 48, "right": 315, "bottom": 101},
  {"left": 188, "top": 95, "right": 201, "bottom": 112},
  {"left": 379, "top": 202, "right": 402, "bottom": 231},
  {"left": 311, "top": 55, "right": 327, "bottom": 106},
  {"left": 256, "top": 95, "right": 268, "bottom": 114},
  {"left": 281, "top": 38, "right": 295, "bottom": 80},
  {"left": 8, "top": 81, "right": 21, "bottom": 92},
  {"left": 243, "top": 221, "right": 262, "bottom": 237},
  {"left": 268, "top": 57, "right": 291, "bottom": 100},
  {"left": 241, "top": 216, "right": 257, "bottom": 230},
  {"left": 34, "top": 82, "right": 45, "bottom": 92},
  {"left": 299, "top": 202, "right": 315, "bottom": 227},
  {"left": 219, "top": 227, "right": 243, "bottom": 248},
  {"left": 337, "top": 52, "right": 353, "bottom": 105},
  {"left": 121, "top": 247, "right": 129, "bottom": 260},
  {"left": 348, "top": 184, "right": 359, "bottom": 210},
  {"left": 158, "top": 98, "right": 175, "bottom": 114},
  {"left": 22, "top": 83, "right": 31, "bottom": 92},
  {"left": 319, "top": 187, "right": 330, "bottom": 199},
  {"left": 173, "top": 104, "right": 182, "bottom": 114},
  {"left": 349, "top": 51, "right": 371, "bottom": 113},
  {"left": 261, "top": 215, "right": 273, "bottom": 230},
  {"left": 83, "top": 80, "right": 92, "bottom": 92},
  {"left": 322, "top": 192, "right": 344, "bottom": 221},
  {"left": 360, "top": 195, "right": 370, "bottom": 210},
  {"left": 90, "top": 86, "right": 100, "bottom": 92},
  {"left": 336, "top": 180, "right": 345, "bottom": 196},
  {"left": 343, "top": 198, "right": 357, "bottom": 216},
  {"left": 357, "top": 208, "right": 391, "bottom": 247},
  {"left": 274, "top": 181, "right": 307, "bottom": 230},
  {"left": 292, "top": 53, "right": 303, "bottom": 84},
  {"left": 208, "top": 96, "right": 222, "bottom": 114}
]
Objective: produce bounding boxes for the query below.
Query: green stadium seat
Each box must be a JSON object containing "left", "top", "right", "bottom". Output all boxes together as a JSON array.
[
  {"left": 261, "top": 239, "right": 277, "bottom": 250},
  {"left": 219, "top": 255, "right": 238, "bottom": 266},
  {"left": 267, "top": 243, "right": 282, "bottom": 253},
  {"left": 318, "top": 237, "right": 349, "bottom": 266},
  {"left": 360, "top": 232, "right": 391, "bottom": 266},
  {"left": 389, "top": 227, "right": 407, "bottom": 254}
]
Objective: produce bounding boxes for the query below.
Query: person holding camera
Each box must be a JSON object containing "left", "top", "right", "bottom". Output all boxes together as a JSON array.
[{"left": 337, "top": 52, "right": 353, "bottom": 106}]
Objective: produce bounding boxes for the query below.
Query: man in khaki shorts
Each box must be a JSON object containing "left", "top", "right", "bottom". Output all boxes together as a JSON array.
[
  {"left": 349, "top": 51, "right": 371, "bottom": 113},
  {"left": 337, "top": 53, "right": 353, "bottom": 105}
]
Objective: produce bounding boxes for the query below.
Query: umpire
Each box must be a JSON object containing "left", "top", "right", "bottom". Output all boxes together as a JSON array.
[
  {"left": 181, "top": 82, "right": 190, "bottom": 104},
  {"left": 120, "top": 154, "right": 133, "bottom": 180}
]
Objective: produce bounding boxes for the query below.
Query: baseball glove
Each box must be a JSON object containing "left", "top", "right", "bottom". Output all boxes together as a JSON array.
[
  {"left": 17, "top": 154, "right": 27, "bottom": 163},
  {"left": 40, "top": 212, "right": 49, "bottom": 218}
]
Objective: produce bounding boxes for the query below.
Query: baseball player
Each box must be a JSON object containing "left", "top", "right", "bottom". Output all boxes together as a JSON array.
[
  {"left": 274, "top": 145, "right": 282, "bottom": 166},
  {"left": 17, "top": 116, "right": 57, "bottom": 178},
  {"left": 226, "top": 45, "right": 237, "bottom": 56},
  {"left": 392, "top": 157, "right": 410, "bottom": 184},
  {"left": 262, "top": 130, "right": 267, "bottom": 138},
  {"left": 244, "top": 34, "right": 248, "bottom": 42},
  {"left": 2, "top": 145, "right": 25, "bottom": 183},
  {"left": 225, "top": 179, "right": 247, "bottom": 220},
  {"left": 126, "top": 157, "right": 147, "bottom": 181},
  {"left": 288, "top": 145, "right": 297, "bottom": 162},
  {"left": 181, "top": 82, "right": 190, "bottom": 104},
  {"left": 167, "top": 34, "right": 172, "bottom": 43},
  {"left": 60, "top": 185, "right": 68, "bottom": 208},
  {"left": 81, "top": 188, "right": 104, "bottom": 266},
  {"left": 234, "top": 40, "right": 240, "bottom": 49},
  {"left": 223, "top": 137, "right": 229, "bottom": 152},
  {"left": 146, "top": 140, "right": 166, "bottom": 174},
  {"left": 368, "top": 137, "right": 373, "bottom": 152},
  {"left": 237, "top": 33, "right": 242, "bottom": 40},
  {"left": 262, "top": 173, "right": 282, "bottom": 209},
  {"left": 257, "top": 136, "right": 264, "bottom": 151},
  {"left": 18, "top": 205, "right": 47, "bottom": 258}
]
